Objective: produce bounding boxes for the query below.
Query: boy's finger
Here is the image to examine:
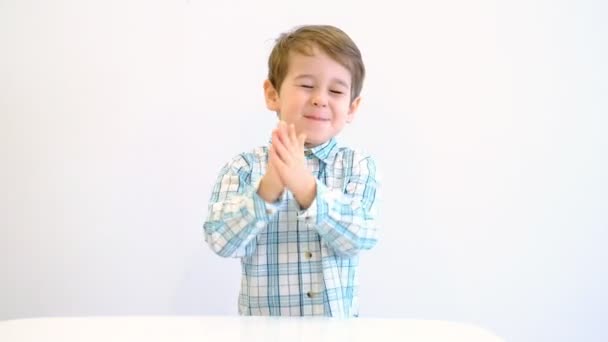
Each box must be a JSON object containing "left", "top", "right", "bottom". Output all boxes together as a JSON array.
[
  {"left": 268, "top": 143, "right": 277, "bottom": 162},
  {"left": 272, "top": 132, "right": 291, "bottom": 163},
  {"left": 272, "top": 131, "right": 283, "bottom": 147},
  {"left": 277, "top": 125, "right": 289, "bottom": 145},
  {"left": 269, "top": 145, "right": 286, "bottom": 174},
  {"left": 269, "top": 143, "right": 277, "bottom": 162},
  {"left": 279, "top": 121, "right": 289, "bottom": 136},
  {"left": 289, "top": 124, "right": 297, "bottom": 145},
  {"left": 298, "top": 133, "right": 307, "bottom": 146},
  {"left": 271, "top": 148, "right": 287, "bottom": 175}
]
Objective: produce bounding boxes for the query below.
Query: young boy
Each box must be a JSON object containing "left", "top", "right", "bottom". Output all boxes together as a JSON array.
[{"left": 203, "top": 25, "right": 379, "bottom": 318}]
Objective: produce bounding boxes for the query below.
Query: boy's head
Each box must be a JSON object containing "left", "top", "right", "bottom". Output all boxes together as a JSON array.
[{"left": 263, "top": 25, "right": 366, "bottom": 147}]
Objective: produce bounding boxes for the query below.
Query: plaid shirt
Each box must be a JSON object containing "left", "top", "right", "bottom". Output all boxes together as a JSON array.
[{"left": 203, "top": 138, "right": 379, "bottom": 317}]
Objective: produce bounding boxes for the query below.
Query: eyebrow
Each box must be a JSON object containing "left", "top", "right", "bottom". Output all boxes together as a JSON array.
[{"left": 294, "top": 74, "right": 350, "bottom": 88}]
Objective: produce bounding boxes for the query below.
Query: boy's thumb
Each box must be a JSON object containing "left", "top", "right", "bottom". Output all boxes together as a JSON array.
[{"left": 298, "top": 133, "right": 307, "bottom": 145}]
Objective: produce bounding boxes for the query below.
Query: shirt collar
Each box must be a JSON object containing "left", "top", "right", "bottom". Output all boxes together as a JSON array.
[
  {"left": 304, "top": 137, "right": 338, "bottom": 163},
  {"left": 267, "top": 136, "right": 338, "bottom": 163}
]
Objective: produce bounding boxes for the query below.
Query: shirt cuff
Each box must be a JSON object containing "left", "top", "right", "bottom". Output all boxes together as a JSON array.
[{"left": 296, "top": 179, "right": 330, "bottom": 224}]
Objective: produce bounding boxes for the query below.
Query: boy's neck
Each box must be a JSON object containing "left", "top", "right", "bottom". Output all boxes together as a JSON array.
[{"left": 305, "top": 139, "right": 330, "bottom": 149}]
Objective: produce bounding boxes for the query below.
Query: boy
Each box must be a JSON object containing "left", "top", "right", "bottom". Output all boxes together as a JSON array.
[{"left": 203, "top": 25, "right": 379, "bottom": 318}]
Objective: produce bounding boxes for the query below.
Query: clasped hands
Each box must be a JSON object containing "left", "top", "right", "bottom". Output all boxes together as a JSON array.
[{"left": 257, "top": 121, "right": 316, "bottom": 209}]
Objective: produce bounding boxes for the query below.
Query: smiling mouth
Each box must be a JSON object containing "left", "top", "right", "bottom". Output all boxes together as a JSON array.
[{"left": 304, "top": 115, "right": 330, "bottom": 122}]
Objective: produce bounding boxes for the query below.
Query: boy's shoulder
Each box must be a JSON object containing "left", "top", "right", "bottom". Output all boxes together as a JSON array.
[{"left": 219, "top": 145, "right": 267, "bottom": 169}]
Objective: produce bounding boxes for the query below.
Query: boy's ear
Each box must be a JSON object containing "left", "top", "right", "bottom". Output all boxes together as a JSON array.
[
  {"left": 346, "top": 96, "right": 361, "bottom": 123},
  {"left": 263, "top": 79, "right": 280, "bottom": 111}
]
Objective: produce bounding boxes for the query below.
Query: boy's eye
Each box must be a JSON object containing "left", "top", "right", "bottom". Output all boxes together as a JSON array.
[
  {"left": 330, "top": 90, "right": 344, "bottom": 94},
  {"left": 300, "top": 85, "right": 313, "bottom": 89}
]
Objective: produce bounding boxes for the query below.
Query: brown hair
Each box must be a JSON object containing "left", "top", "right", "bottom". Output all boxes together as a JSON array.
[{"left": 267, "top": 25, "right": 365, "bottom": 102}]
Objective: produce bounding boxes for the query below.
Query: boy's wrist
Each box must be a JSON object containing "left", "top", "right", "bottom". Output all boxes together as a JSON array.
[
  {"left": 257, "top": 172, "right": 283, "bottom": 203},
  {"left": 291, "top": 174, "right": 317, "bottom": 210}
]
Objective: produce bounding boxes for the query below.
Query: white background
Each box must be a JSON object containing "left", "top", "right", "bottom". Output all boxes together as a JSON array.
[{"left": 1, "top": 0, "right": 606, "bottom": 341}]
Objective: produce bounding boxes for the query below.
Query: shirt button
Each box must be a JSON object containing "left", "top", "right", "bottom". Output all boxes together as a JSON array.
[
  {"left": 304, "top": 251, "right": 312, "bottom": 259},
  {"left": 307, "top": 292, "right": 315, "bottom": 298},
  {"left": 266, "top": 208, "right": 273, "bottom": 215}
]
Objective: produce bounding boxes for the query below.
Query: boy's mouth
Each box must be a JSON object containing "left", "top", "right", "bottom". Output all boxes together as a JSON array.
[{"left": 303, "top": 114, "right": 330, "bottom": 122}]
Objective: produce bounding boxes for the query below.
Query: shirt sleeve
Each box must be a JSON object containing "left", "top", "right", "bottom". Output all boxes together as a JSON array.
[
  {"left": 203, "top": 154, "right": 280, "bottom": 258},
  {"left": 297, "top": 154, "right": 379, "bottom": 257}
]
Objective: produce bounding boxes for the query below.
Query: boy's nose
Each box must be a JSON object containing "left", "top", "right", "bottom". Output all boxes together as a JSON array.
[{"left": 312, "top": 94, "right": 328, "bottom": 107}]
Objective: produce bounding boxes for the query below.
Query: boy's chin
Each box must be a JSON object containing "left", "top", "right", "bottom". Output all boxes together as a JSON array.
[{"left": 304, "top": 136, "right": 331, "bottom": 148}]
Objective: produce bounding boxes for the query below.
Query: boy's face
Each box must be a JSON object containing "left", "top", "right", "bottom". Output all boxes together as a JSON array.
[{"left": 264, "top": 47, "right": 361, "bottom": 147}]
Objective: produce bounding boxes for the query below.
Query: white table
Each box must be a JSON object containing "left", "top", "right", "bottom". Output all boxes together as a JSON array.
[{"left": 0, "top": 315, "right": 503, "bottom": 342}]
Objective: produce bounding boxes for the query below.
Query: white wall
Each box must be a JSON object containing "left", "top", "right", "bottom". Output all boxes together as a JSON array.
[{"left": 1, "top": 0, "right": 606, "bottom": 341}]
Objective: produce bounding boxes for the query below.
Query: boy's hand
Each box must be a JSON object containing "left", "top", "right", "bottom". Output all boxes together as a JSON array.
[
  {"left": 257, "top": 135, "right": 285, "bottom": 203},
  {"left": 270, "top": 122, "right": 317, "bottom": 209}
]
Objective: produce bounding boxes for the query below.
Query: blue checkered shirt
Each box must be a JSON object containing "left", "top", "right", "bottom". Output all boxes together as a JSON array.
[{"left": 203, "top": 137, "right": 379, "bottom": 317}]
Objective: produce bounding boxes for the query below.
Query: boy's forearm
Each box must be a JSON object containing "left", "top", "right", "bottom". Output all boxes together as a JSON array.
[
  {"left": 257, "top": 173, "right": 284, "bottom": 203},
  {"left": 305, "top": 187, "right": 378, "bottom": 256},
  {"left": 205, "top": 179, "right": 272, "bottom": 258},
  {"left": 301, "top": 163, "right": 379, "bottom": 256},
  {"left": 291, "top": 174, "right": 317, "bottom": 209}
]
